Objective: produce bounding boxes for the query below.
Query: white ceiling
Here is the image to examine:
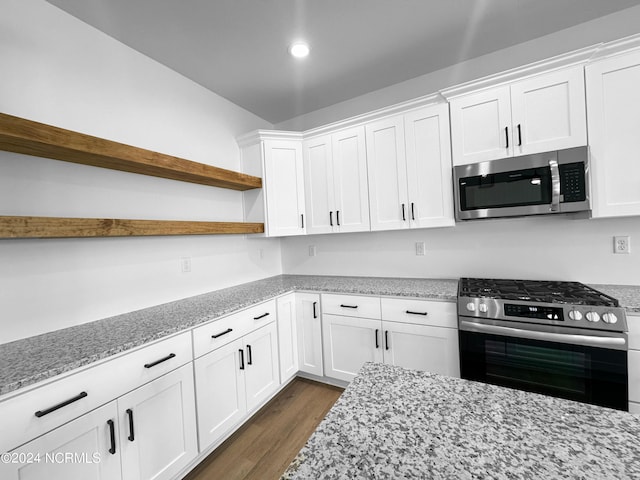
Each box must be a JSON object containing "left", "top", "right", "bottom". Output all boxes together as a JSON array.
[{"left": 46, "top": 0, "right": 640, "bottom": 124}]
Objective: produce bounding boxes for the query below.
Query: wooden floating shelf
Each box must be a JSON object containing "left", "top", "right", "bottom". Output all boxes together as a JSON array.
[
  {"left": 0, "top": 216, "right": 264, "bottom": 239},
  {"left": 0, "top": 112, "right": 262, "bottom": 191}
]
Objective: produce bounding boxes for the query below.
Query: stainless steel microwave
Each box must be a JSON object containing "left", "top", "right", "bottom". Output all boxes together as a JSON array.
[{"left": 454, "top": 146, "right": 590, "bottom": 221}]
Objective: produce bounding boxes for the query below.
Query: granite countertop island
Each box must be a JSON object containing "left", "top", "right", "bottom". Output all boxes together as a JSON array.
[{"left": 283, "top": 362, "right": 640, "bottom": 480}]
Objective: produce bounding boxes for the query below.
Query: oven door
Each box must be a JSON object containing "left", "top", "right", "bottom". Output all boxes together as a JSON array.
[{"left": 459, "top": 319, "right": 628, "bottom": 410}]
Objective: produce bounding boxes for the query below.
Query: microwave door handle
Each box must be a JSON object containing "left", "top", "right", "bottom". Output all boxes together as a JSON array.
[{"left": 549, "top": 159, "right": 560, "bottom": 212}]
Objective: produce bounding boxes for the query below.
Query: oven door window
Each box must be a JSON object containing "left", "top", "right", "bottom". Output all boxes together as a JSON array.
[
  {"left": 459, "top": 331, "right": 628, "bottom": 410},
  {"left": 459, "top": 166, "right": 551, "bottom": 211}
]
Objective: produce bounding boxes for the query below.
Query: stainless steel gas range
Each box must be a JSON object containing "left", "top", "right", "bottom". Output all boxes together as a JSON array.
[{"left": 458, "top": 278, "right": 628, "bottom": 410}]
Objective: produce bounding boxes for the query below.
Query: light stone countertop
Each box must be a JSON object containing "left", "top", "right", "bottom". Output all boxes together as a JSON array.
[
  {"left": 1, "top": 274, "right": 638, "bottom": 398},
  {"left": 282, "top": 362, "right": 640, "bottom": 480},
  {"left": 0, "top": 274, "right": 458, "bottom": 397}
]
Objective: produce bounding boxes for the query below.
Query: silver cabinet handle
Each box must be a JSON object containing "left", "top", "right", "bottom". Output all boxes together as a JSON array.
[{"left": 460, "top": 320, "right": 626, "bottom": 349}]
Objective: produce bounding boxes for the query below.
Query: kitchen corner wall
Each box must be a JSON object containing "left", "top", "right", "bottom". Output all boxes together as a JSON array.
[
  {"left": 0, "top": 0, "right": 280, "bottom": 343},
  {"left": 281, "top": 216, "right": 640, "bottom": 285},
  {"left": 278, "top": 5, "right": 640, "bottom": 286}
]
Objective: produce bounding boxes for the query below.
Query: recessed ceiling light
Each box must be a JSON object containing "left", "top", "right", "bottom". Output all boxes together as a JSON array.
[{"left": 289, "top": 42, "right": 310, "bottom": 58}]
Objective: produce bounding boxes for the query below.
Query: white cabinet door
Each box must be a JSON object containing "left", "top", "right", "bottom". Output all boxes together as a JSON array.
[
  {"left": 382, "top": 321, "right": 460, "bottom": 377},
  {"left": 194, "top": 339, "right": 247, "bottom": 451},
  {"left": 263, "top": 139, "right": 306, "bottom": 236},
  {"left": 449, "top": 85, "right": 512, "bottom": 165},
  {"left": 0, "top": 402, "right": 121, "bottom": 480},
  {"left": 511, "top": 66, "right": 587, "bottom": 156},
  {"left": 404, "top": 104, "right": 455, "bottom": 228},
  {"left": 322, "top": 314, "right": 383, "bottom": 382},
  {"left": 586, "top": 49, "right": 640, "bottom": 218},
  {"left": 119, "top": 363, "right": 197, "bottom": 480},
  {"left": 276, "top": 293, "right": 299, "bottom": 383},
  {"left": 303, "top": 135, "right": 334, "bottom": 235},
  {"left": 243, "top": 322, "right": 280, "bottom": 412},
  {"left": 332, "top": 126, "right": 370, "bottom": 233},
  {"left": 366, "top": 116, "right": 409, "bottom": 231},
  {"left": 296, "top": 293, "right": 323, "bottom": 376}
]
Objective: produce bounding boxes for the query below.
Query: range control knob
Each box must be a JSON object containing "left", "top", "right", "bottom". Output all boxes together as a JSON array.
[
  {"left": 602, "top": 313, "right": 618, "bottom": 324},
  {"left": 478, "top": 304, "right": 489, "bottom": 313},
  {"left": 568, "top": 310, "right": 583, "bottom": 321},
  {"left": 466, "top": 302, "right": 476, "bottom": 312},
  {"left": 585, "top": 311, "right": 600, "bottom": 323}
]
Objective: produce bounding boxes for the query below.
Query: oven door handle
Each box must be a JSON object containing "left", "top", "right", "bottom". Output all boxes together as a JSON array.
[
  {"left": 549, "top": 159, "right": 561, "bottom": 212},
  {"left": 459, "top": 320, "right": 627, "bottom": 350}
]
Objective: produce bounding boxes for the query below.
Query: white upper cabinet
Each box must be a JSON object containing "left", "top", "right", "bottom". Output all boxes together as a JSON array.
[
  {"left": 404, "top": 104, "right": 455, "bottom": 228},
  {"left": 449, "top": 86, "right": 513, "bottom": 165},
  {"left": 303, "top": 135, "right": 334, "bottom": 234},
  {"left": 331, "top": 127, "right": 370, "bottom": 233},
  {"left": 366, "top": 115, "right": 409, "bottom": 231},
  {"left": 366, "top": 105, "right": 455, "bottom": 232},
  {"left": 263, "top": 139, "right": 306, "bottom": 236},
  {"left": 240, "top": 133, "right": 305, "bottom": 237},
  {"left": 510, "top": 66, "right": 587, "bottom": 156},
  {"left": 303, "top": 126, "right": 369, "bottom": 234},
  {"left": 586, "top": 46, "right": 640, "bottom": 218},
  {"left": 449, "top": 65, "right": 587, "bottom": 166}
]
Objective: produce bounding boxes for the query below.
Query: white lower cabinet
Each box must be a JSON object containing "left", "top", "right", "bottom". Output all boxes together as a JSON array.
[
  {"left": 322, "top": 315, "right": 383, "bottom": 382},
  {"left": 243, "top": 322, "right": 280, "bottom": 412},
  {"left": 276, "top": 294, "right": 299, "bottom": 383},
  {"left": 194, "top": 339, "right": 247, "bottom": 450},
  {"left": 383, "top": 321, "right": 460, "bottom": 377},
  {"left": 628, "top": 315, "right": 640, "bottom": 412},
  {"left": 295, "top": 293, "right": 324, "bottom": 376},
  {"left": 194, "top": 322, "right": 279, "bottom": 452},
  {"left": 118, "top": 363, "right": 197, "bottom": 480},
  {"left": 323, "top": 297, "right": 460, "bottom": 382},
  {"left": 1, "top": 401, "right": 122, "bottom": 480}
]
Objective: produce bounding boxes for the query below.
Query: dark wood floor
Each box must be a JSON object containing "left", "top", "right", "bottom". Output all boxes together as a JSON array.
[{"left": 183, "top": 377, "right": 344, "bottom": 480}]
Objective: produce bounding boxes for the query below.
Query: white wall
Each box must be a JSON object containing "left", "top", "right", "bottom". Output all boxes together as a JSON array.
[
  {"left": 0, "top": 0, "right": 280, "bottom": 343},
  {"left": 276, "top": 5, "right": 640, "bottom": 131},
  {"left": 281, "top": 215, "right": 640, "bottom": 285}
]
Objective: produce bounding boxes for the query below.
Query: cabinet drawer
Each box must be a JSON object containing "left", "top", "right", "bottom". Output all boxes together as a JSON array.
[
  {"left": 0, "top": 331, "right": 192, "bottom": 454},
  {"left": 193, "top": 299, "right": 276, "bottom": 358},
  {"left": 381, "top": 298, "right": 457, "bottom": 328},
  {"left": 322, "top": 294, "right": 381, "bottom": 319}
]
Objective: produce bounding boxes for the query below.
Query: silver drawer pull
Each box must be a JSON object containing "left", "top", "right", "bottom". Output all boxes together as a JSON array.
[
  {"left": 35, "top": 391, "right": 88, "bottom": 418},
  {"left": 406, "top": 310, "right": 427, "bottom": 316}
]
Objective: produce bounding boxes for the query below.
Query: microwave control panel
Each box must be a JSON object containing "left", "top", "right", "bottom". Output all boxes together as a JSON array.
[{"left": 559, "top": 162, "right": 586, "bottom": 203}]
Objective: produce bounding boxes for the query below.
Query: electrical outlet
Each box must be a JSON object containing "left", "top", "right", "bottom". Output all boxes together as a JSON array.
[
  {"left": 415, "top": 241, "right": 426, "bottom": 256},
  {"left": 614, "top": 236, "right": 630, "bottom": 254},
  {"left": 309, "top": 245, "right": 317, "bottom": 257},
  {"left": 180, "top": 256, "right": 192, "bottom": 273},
  {"left": 259, "top": 248, "right": 264, "bottom": 259}
]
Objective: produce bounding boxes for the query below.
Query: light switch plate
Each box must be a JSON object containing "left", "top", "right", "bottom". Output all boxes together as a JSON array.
[{"left": 416, "top": 242, "right": 426, "bottom": 256}]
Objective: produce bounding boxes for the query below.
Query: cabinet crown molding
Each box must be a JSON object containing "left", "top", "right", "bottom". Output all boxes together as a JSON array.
[
  {"left": 236, "top": 130, "right": 303, "bottom": 147},
  {"left": 302, "top": 93, "right": 445, "bottom": 139},
  {"left": 441, "top": 44, "right": 601, "bottom": 99},
  {"left": 589, "top": 32, "right": 640, "bottom": 61}
]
